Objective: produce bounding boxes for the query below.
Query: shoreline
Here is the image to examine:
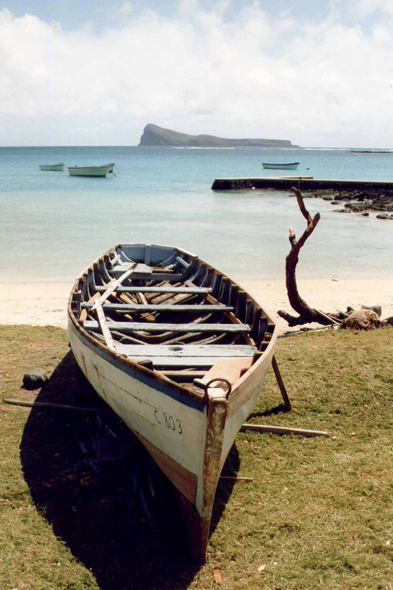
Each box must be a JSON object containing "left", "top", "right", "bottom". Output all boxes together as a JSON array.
[{"left": 1, "top": 278, "right": 392, "bottom": 333}]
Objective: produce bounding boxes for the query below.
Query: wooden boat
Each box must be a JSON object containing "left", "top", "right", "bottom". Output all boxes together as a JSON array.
[
  {"left": 68, "top": 164, "right": 114, "bottom": 177},
  {"left": 39, "top": 162, "right": 65, "bottom": 171},
  {"left": 67, "top": 243, "right": 278, "bottom": 562},
  {"left": 262, "top": 162, "right": 300, "bottom": 170}
]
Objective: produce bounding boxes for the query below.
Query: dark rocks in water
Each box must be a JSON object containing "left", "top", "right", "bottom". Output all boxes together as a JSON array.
[
  {"left": 362, "top": 212, "right": 369, "bottom": 216},
  {"left": 139, "top": 123, "right": 298, "bottom": 148},
  {"left": 331, "top": 201, "right": 339, "bottom": 205},
  {"left": 376, "top": 214, "right": 392, "bottom": 219},
  {"left": 23, "top": 370, "right": 48, "bottom": 390}
]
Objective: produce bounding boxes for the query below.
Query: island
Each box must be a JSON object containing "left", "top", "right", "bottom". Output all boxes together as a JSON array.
[{"left": 139, "top": 124, "right": 298, "bottom": 148}]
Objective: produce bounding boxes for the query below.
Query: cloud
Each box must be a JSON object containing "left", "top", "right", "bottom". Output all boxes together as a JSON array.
[{"left": 0, "top": 2, "right": 393, "bottom": 146}]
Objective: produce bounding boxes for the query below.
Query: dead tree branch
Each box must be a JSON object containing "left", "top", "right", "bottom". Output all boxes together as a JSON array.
[{"left": 278, "top": 187, "right": 340, "bottom": 327}]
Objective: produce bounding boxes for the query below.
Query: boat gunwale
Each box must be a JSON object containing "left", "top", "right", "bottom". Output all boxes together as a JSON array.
[{"left": 67, "top": 243, "right": 277, "bottom": 407}]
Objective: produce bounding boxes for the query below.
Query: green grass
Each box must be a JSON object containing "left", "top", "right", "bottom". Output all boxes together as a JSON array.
[{"left": 1, "top": 325, "right": 393, "bottom": 589}]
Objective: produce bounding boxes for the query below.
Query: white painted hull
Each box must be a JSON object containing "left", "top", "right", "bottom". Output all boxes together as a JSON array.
[
  {"left": 68, "top": 164, "right": 113, "bottom": 177},
  {"left": 262, "top": 162, "right": 300, "bottom": 170},
  {"left": 39, "top": 163, "right": 65, "bottom": 171},
  {"left": 68, "top": 317, "right": 207, "bottom": 511},
  {"left": 67, "top": 242, "right": 278, "bottom": 561}
]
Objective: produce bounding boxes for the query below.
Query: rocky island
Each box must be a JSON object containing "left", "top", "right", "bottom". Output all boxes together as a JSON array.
[{"left": 139, "top": 123, "right": 298, "bottom": 148}]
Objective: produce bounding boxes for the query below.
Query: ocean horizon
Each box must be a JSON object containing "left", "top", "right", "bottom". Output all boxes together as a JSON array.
[{"left": 1, "top": 146, "right": 392, "bottom": 284}]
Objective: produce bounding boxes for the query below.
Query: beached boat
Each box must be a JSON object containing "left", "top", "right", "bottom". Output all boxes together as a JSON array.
[
  {"left": 39, "top": 162, "right": 65, "bottom": 171},
  {"left": 68, "top": 164, "right": 114, "bottom": 177},
  {"left": 262, "top": 162, "right": 300, "bottom": 170},
  {"left": 67, "top": 243, "right": 277, "bottom": 562}
]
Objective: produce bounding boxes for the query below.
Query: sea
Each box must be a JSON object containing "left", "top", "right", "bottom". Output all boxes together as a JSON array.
[{"left": 1, "top": 146, "right": 393, "bottom": 284}]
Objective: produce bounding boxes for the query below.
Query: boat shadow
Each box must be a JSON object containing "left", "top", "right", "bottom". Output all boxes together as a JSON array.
[{"left": 20, "top": 350, "right": 239, "bottom": 590}]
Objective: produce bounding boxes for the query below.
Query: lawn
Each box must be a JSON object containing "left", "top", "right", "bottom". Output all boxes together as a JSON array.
[{"left": 0, "top": 325, "right": 392, "bottom": 589}]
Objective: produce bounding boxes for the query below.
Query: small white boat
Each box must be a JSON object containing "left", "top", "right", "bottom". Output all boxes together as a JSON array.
[
  {"left": 68, "top": 164, "right": 115, "bottom": 177},
  {"left": 262, "top": 162, "right": 300, "bottom": 170},
  {"left": 39, "top": 162, "right": 65, "bottom": 171}
]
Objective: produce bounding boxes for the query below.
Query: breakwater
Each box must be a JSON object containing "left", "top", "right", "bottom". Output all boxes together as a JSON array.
[{"left": 211, "top": 177, "right": 393, "bottom": 191}]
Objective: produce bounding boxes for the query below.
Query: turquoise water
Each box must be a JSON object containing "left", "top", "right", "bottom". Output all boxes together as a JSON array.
[{"left": 1, "top": 146, "right": 392, "bottom": 282}]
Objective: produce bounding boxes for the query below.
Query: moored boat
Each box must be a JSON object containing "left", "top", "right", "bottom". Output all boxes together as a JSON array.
[
  {"left": 68, "top": 164, "right": 114, "bottom": 177},
  {"left": 39, "top": 162, "right": 65, "bottom": 171},
  {"left": 262, "top": 162, "right": 300, "bottom": 170},
  {"left": 67, "top": 243, "right": 277, "bottom": 561}
]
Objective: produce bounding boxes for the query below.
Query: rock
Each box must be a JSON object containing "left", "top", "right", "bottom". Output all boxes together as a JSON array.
[
  {"left": 322, "top": 196, "right": 333, "bottom": 201},
  {"left": 139, "top": 123, "right": 298, "bottom": 147},
  {"left": 376, "top": 214, "right": 391, "bottom": 219},
  {"left": 22, "top": 370, "right": 48, "bottom": 390},
  {"left": 331, "top": 201, "right": 339, "bottom": 205},
  {"left": 362, "top": 212, "right": 369, "bottom": 216}
]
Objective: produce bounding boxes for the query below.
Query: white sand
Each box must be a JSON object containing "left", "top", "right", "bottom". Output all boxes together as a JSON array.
[{"left": 1, "top": 278, "right": 392, "bottom": 333}]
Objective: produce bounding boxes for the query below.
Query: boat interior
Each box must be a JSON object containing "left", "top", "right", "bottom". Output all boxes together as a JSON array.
[{"left": 69, "top": 244, "right": 276, "bottom": 397}]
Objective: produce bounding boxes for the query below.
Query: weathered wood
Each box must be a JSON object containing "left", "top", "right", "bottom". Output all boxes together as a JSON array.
[
  {"left": 272, "top": 356, "right": 292, "bottom": 412},
  {"left": 82, "top": 303, "right": 234, "bottom": 313},
  {"left": 94, "top": 285, "right": 212, "bottom": 294},
  {"left": 110, "top": 270, "right": 184, "bottom": 282},
  {"left": 194, "top": 358, "right": 252, "bottom": 391},
  {"left": 116, "top": 343, "right": 256, "bottom": 358},
  {"left": 241, "top": 423, "right": 330, "bottom": 437},
  {"left": 3, "top": 399, "right": 109, "bottom": 413},
  {"left": 219, "top": 475, "right": 253, "bottom": 483},
  {"left": 92, "top": 264, "right": 136, "bottom": 309},
  {"left": 84, "top": 321, "right": 251, "bottom": 334},
  {"left": 160, "top": 370, "right": 206, "bottom": 381},
  {"left": 117, "top": 344, "right": 256, "bottom": 368},
  {"left": 95, "top": 301, "right": 116, "bottom": 350}
]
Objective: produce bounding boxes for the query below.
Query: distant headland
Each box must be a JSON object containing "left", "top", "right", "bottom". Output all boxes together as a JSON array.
[{"left": 139, "top": 124, "right": 298, "bottom": 148}]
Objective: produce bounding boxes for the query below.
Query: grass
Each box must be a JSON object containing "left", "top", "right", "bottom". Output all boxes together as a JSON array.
[{"left": 1, "top": 325, "right": 393, "bottom": 589}]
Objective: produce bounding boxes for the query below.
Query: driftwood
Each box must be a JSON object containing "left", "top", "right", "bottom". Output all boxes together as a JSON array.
[
  {"left": 277, "top": 189, "right": 389, "bottom": 330},
  {"left": 277, "top": 187, "right": 341, "bottom": 327}
]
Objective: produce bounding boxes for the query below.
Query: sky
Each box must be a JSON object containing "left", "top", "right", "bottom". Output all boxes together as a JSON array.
[{"left": 1, "top": 0, "right": 393, "bottom": 147}]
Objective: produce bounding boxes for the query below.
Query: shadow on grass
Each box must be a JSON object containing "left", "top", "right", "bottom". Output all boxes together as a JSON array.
[
  {"left": 248, "top": 402, "right": 289, "bottom": 419},
  {"left": 20, "top": 350, "right": 239, "bottom": 590}
]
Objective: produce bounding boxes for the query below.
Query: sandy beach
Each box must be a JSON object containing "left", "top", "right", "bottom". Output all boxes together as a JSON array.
[{"left": 1, "top": 278, "right": 392, "bottom": 333}]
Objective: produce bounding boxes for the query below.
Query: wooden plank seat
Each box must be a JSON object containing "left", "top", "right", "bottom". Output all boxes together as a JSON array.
[
  {"left": 110, "top": 268, "right": 184, "bottom": 282},
  {"left": 114, "top": 343, "right": 257, "bottom": 368},
  {"left": 94, "top": 286, "right": 212, "bottom": 295},
  {"left": 81, "top": 303, "right": 234, "bottom": 313},
  {"left": 83, "top": 321, "right": 251, "bottom": 334}
]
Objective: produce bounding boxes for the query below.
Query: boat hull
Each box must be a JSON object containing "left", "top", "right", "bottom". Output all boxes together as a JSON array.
[
  {"left": 67, "top": 243, "right": 277, "bottom": 561},
  {"left": 262, "top": 162, "right": 300, "bottom": 170},
  {"left": 39, "top": 163, "right": 65, "bottom": 171},
  {"left": 68, "top": 165, "right": 113, "bottom": 177}
]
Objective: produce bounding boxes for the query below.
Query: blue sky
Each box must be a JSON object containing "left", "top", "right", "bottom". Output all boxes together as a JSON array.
[{"left": 1, "top": 0, "right": 393, "bottom": 147}]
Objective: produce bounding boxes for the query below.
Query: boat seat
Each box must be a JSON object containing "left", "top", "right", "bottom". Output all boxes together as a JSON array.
[
  {"left": 84, "top": 320, "right": 251, "bottom": 334},
  {"left": 114, "top": 343, "right": 257, "bottom": 368},
  {"left": 81, "top": 302, "right": 234, "bottom": 313},
  {"left": 94, "top": 286, "right": 212, "bottom": 294}
]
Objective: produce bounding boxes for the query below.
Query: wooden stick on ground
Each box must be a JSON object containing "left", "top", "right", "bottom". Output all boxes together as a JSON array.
[
  {"left": 241, "top": 423, "right": 329, "bottom": 437},
  {"left": 272, "top": 355, "right": 292, "bottom": 412},
  {"left": 3, "top": 399, "right": 110, "bottom": 413}
]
